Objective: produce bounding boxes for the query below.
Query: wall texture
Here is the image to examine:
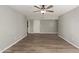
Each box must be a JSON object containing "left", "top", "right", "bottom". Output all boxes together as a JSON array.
[
  {"left": 58, "top": 7, "right": 79, "bottom": 48},
  {"left": 0, "top": 6, "right": 27, "bottom": 52},
  {"left": 40, "top": 20, "right": 57, "bottom": 34}
]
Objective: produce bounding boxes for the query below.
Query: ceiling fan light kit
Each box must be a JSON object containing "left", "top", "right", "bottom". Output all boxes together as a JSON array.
[{"left": 41, "top": 10, "right": 46, "bottom": 14}]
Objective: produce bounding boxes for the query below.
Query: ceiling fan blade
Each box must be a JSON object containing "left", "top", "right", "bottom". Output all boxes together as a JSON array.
[
  {"left": 46, "top": 5, "right": 53, "bottom": 9},
  {"left": 46, "top": 10, "right": 54, "bottom": 12},
  {"left": 34, "top": 6, "right": 41, "bottom": 9},
  {"left": 34, "top": 10, "right": 40, "bottom": 12}
]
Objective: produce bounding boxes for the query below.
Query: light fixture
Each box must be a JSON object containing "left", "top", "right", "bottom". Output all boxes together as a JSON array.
[
  {"left": 34, "top": 5, "right": 54, "bottom": 14},
  {"left": 41, "top": 10, "right": 46, "bottom": 14}
]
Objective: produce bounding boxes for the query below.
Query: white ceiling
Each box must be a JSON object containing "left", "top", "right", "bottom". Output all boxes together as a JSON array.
[{"left": 10, "top": 5, "right": 78, "bottom": 20}]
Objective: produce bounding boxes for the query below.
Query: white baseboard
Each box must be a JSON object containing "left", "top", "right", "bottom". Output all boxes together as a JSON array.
[
  {"left": 0, "top": 33, "right": 27, "bottom": 53},
  {"left": 29, "top": 32, "right": 57, "bottom": 34},
  {"left": 58, "top": 34, "right": 79, "bottom": 49},
  {"left": 39, "top": 32, "right": 57, "bottom": 34}
]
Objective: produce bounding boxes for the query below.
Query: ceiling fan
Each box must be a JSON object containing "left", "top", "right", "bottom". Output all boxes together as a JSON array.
[{"left": 34, "top": 5, "right": 54, "bottom": 14}]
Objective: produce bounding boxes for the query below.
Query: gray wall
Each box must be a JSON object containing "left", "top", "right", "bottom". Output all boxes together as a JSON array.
[
  {"left": 40, "top": 20, "right": 57, "bottom": 34},
  {"left": 0, "top": 6, "right": 27, "bottom": 52},
  {"left": 28, "top": 20, "right": 57, "bottom": 34},
  {"left": 58, "top": 7, "right": 79, "bottom": 48}
]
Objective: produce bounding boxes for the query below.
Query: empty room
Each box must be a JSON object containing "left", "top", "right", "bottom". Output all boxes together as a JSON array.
[{"left": 0, "top": 5, "right": 79, "bottom": 53}]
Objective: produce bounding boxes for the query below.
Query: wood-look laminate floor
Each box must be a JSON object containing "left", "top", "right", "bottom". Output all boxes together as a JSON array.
[{"left": 4, "top": 34, "right": 79, "bottom": 53}]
